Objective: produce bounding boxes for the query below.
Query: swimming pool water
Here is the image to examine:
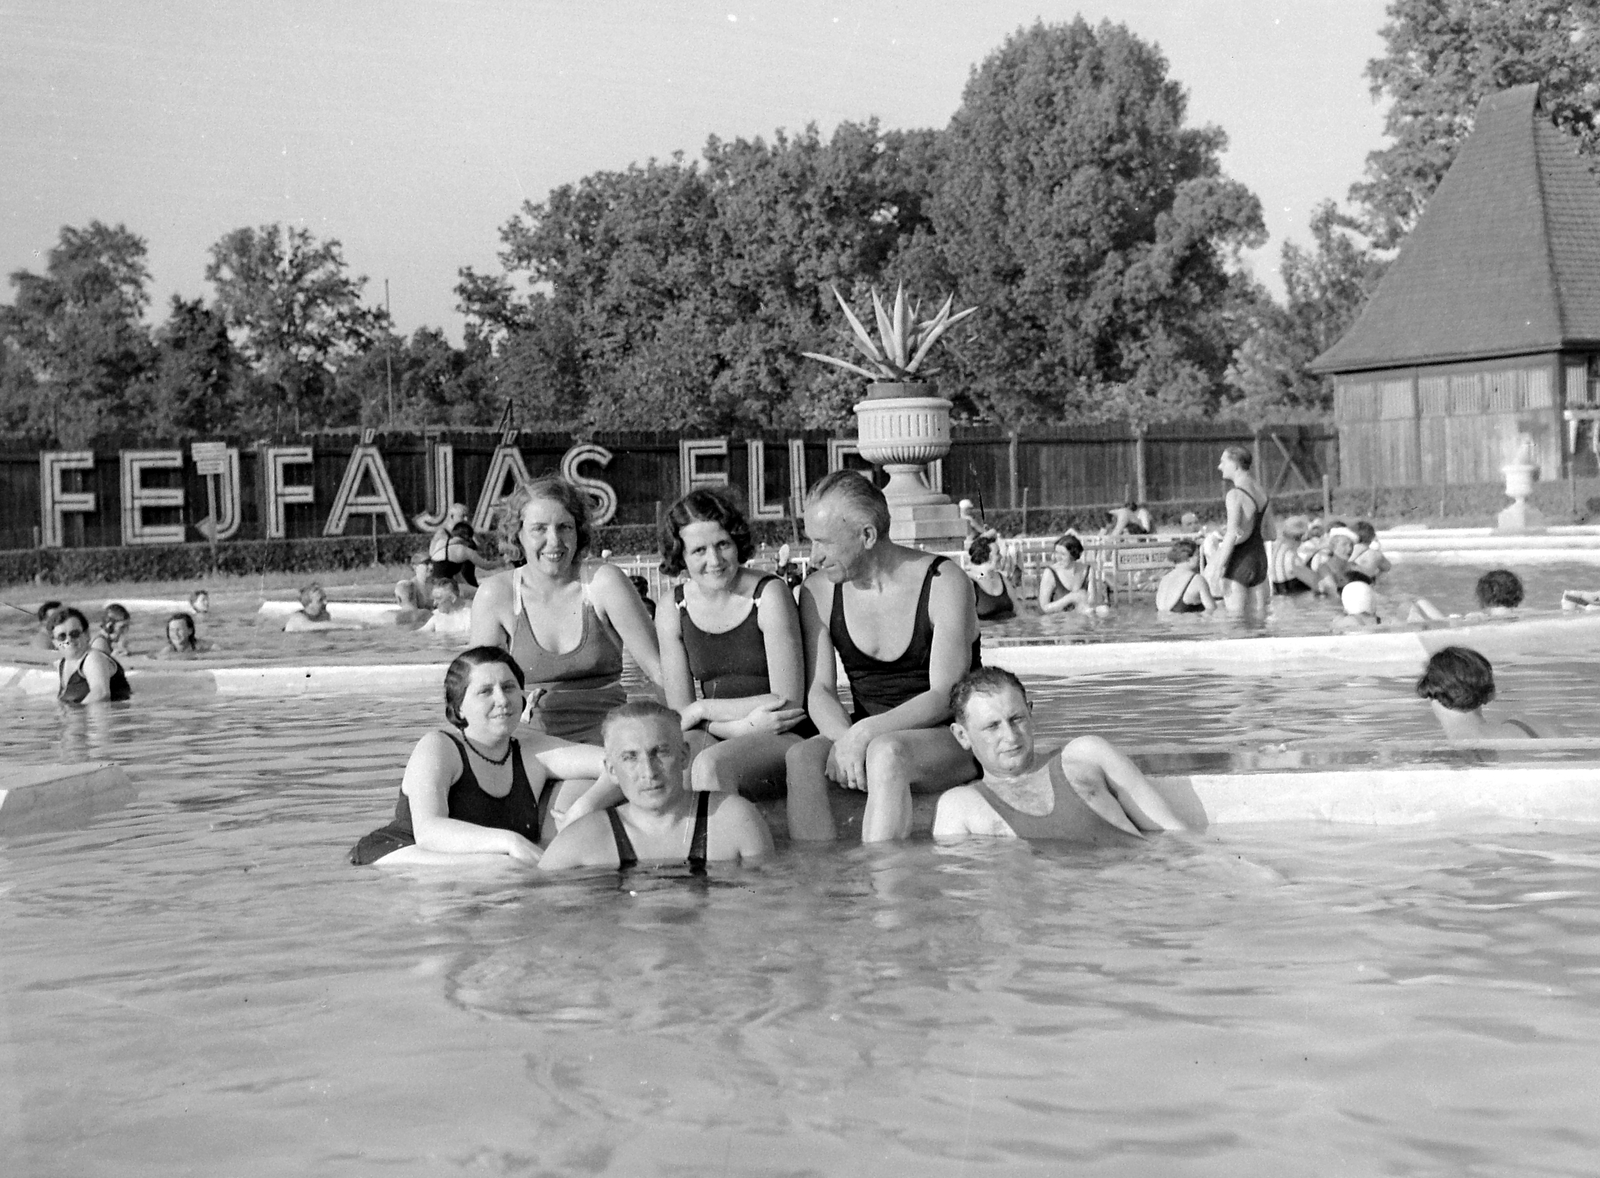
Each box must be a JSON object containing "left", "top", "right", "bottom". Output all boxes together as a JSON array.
[{"left": 4, "top": 658, "right": 1600, "bottom": 1174}]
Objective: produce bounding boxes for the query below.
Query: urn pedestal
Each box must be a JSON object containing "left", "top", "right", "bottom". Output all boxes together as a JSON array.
[
  {"left": 1496, "top": 462, "right": 1546, "bottom": 532},
  {"left": 853, "top": 386, "right": 966, "bottom": 545}
]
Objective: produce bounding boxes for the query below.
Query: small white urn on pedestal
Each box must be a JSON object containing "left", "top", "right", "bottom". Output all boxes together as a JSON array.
[
  {"left": 1497, "top": 462, "right": 1546, "bottom": 532},
  {"left": 853, "top": 382, "right": 966, "bottom": 545}
]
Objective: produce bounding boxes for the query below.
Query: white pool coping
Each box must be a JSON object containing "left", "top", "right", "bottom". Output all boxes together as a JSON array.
[{"left": 0, "top": 761, "right": 136, "bottom": 834}]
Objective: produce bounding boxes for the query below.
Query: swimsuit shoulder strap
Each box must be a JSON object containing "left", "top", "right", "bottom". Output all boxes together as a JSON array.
[
  {"left": 1505, "top": 718, "right": 1539, "bottom": 738},
  {"left": 688, "top": 790, "right": 710, "bottom": 872},
  {"left": 606, "top": 806, "right": 638, "bottom": 870},
  {"left": 439, "top": 729, "right": 477, "bottom": 793}
]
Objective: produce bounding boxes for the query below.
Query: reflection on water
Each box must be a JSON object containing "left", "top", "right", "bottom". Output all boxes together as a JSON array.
[{"left": 2, "top": 653, "right": 1600, "bottom": 1172}]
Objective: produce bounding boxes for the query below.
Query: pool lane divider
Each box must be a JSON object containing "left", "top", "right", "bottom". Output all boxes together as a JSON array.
[{"left": 0, "top": 762, "right": 136, "bottom": 835}]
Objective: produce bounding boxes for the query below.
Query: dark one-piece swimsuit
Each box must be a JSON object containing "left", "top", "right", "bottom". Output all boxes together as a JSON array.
[
  {"left": 606, "top": 790, "right": 710, "bottom": 873},
  {"left": 58, "top": 655, "right": 131, "bottom": 702},
  {"left": 972, "top": 757, "right": 1144, "bottom": 846},
  {"left": 675, "top": 576, "right": 816, "bottom": 738},
  {"left": 348, "top": 733, "right": 550, "bottom": 865},
  {"left": 1169, "top": 573, "right": 1207, "bottom": 614},
  {"left": 1222, "top": 488, "right": 1270, "bottom": 589},
  {"left": 972, "top": 576, "right": 1015, "bottom": 621},
  {"left": 830, "top": 555, "right": 983, "bottom": 721}
]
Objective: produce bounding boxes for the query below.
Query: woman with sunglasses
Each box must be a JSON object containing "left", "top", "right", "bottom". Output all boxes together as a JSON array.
[{"left": 53, "top": 607, "right": 131, "bottom": 702}]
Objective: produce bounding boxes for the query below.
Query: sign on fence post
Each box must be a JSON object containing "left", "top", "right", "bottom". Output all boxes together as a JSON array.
[{"left": 192, "top": 442, "right": 229, "bottom": 568}]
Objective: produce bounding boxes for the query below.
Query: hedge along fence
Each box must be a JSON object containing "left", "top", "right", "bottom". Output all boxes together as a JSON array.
[{"left": 0, "top": 519, "right": 813, "bottom": 588}]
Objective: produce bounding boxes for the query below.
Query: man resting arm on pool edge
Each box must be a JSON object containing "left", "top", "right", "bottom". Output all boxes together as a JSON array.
[
  {"left": 934, "top": 668, "right": 1190, "bottom": 842},
  {"left": 539, "top": 700, "right": 773, "bottom": 871}
]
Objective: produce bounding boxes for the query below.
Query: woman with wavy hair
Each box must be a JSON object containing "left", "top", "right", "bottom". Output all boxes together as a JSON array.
[
  {"left": 656, "top": 487, "right": 810, "bottom": 798},
  {"left": 468, "top": 475, "right": 661, "bottom": 743}
]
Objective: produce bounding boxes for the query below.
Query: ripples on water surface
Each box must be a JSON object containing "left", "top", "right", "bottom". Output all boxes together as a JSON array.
[{"left": 4, "top": 562, "right": 1600, "bottom": 1174}]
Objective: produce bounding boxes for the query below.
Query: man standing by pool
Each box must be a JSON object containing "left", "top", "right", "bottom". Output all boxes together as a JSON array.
[
  {"left": 933, "top": 667, "right": 1190, "bottom": 841},
  {"left": 539, "top": 700, "right": 773, "bottom": 870},
  {"left": 785, "top": 471, "right": 982, "bottom": 843}
]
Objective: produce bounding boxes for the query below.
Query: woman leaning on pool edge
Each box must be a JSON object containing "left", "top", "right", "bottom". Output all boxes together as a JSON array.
[
  {"left": 468, "top": 475, "right": 662, "bottom": 743},
  {"left": 656, "top": 487, "right": 811, "bottom": 797}
]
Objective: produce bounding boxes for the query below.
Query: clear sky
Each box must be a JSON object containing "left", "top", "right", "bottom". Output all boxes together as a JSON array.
[{"left": 1, "top": 0, "right": 1390, "bottom": 340}]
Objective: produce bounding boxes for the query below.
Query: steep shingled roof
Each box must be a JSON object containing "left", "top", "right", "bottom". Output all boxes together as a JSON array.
[{"left": 1311, "top": 84, "right": 1600, "bottom": 374}]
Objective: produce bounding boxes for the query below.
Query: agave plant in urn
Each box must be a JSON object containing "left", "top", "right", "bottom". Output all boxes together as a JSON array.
[{"left": 803, "top": 283, "right": 977, "bottom": 542}]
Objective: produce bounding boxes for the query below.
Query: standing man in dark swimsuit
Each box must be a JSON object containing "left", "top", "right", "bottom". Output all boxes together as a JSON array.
[
  {"left": 786, "top": 471, "right": 983, "bottom": 843},
  {"left": 934, "top": 668, "right": 1190, "bottom": 841},
  {"left": 1211, "top": 445, "right": 1272, "bottom": 617},
  {"left": 538, "top": 700, "right": 773, "bottom": 870}
]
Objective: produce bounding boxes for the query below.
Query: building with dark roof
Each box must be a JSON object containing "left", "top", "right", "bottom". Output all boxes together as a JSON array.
[{"left": 1311, "top": 84, "right": 1600, "bottom": 487}]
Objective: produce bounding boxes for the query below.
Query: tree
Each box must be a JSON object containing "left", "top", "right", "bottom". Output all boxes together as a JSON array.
[
  {"left": 0, "top": 221, "right": 155, "bottom": 443},
  {"left": 929, "top": 19, "right": 1265, "bottom": 427},
  {"left": 205, "top": 224, "right": 387, "bottom": 430},
  {"left": 145, "top": 296, "right": 237, "bottom": 437},
  {"left": 1228, "top": 202, "right": 1388, "bottom": 421},
  {"left": 1355, "top": 0, "right": 1600, "bottom": 246}
]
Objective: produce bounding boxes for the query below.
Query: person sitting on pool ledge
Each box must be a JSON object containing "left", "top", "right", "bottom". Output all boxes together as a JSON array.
[
  {"left": 785, "top": 470, "right": 983, "bottom": 843},
  {"left": 283, "top": 584, "right": 364, "bottom": 632},
  {"left": 933, "top": 668, "right": 1189, "bottom": 841},
  {"left": 538, "top": 700, "right": 773, "bottom": 871},
  {"left": 1416, "top": 646, "right": 1543, "bottom": 741},
  {"left": 53, "top": 607, "right": 131, "bottom": 703},
  {"left": 350, "top": 647, "right": 613, "bottom": 866}
]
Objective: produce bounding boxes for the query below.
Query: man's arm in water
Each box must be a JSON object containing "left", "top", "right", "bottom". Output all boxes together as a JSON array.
[{"left": 1061, "top": 736, "right": 1190, "bottom": 832}]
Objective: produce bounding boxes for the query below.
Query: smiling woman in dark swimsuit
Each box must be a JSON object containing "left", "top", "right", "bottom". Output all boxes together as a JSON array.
[
  {"left": 53, "top": 607, "right": 131, "bottom": 703},
  {"left": 349, "top": 646, "right": 611, "bottom": 866}
]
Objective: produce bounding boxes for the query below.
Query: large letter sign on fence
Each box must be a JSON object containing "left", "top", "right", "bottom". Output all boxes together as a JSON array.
[
  {"left": 119, "top": 450, "right": 186, "bottom": 545},
  {"left": 264, "top": 446, "right": 316, "bottom": 540},
  {"left": 473, "top": 439, "right": 534, "bottom": 533},
  {"left": 324, "top": 436, "right": 409, "bottom": 536},
  {"left": 679, "top": 439, "right": 729, "bottom": 495},
  {"left": 413, "top": 442, "right": 455, "bottom": 530},
  {"left": 746, "top": 440, "right": 785, "bottom": 521},
  {"left": 561, "top": 443, "right": 618, "bottom": 526},
  {"left": 39, "top": 452, "right": 96, "bottom": 548},
  {"left": 191, "top": 445, "right": 242, "bottom": 541}
]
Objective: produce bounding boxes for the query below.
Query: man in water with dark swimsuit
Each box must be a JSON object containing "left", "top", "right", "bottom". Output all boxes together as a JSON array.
[
  {"left": 538, "top": 700, "right": 772, "bottom": 870},
  {"left": 785, "top": 471, "right": 983, "bottom": 843},
  {"left": 934, "top": 668, "right": 1190, "bottom": 841}
]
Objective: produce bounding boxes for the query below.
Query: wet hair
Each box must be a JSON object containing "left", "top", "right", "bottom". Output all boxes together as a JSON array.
[
  {"left": 442, "top": 646, "right": 525, "bottom": 730},
  {"left": 1415, "top": 646, "right": 1496, "bottom": 712},
  {"left": 103, "top": 603, "right": 130, "bottom": 624},
  {"left": 1054, "top": 534, "right": 1084, "bottom": 560},
  {"left": 36, "top": 600, "right": 62, "bottom": 625},
  {"left": 660, "top": 487, "right": 754, "bottom": 577},
  {"left": 967, "top": 535, "right": 994, "bottom": 565},
  {"left": 600, "top": 698, "right": 683, "bottom": 743},
  {"left": 1475, "top": 569, "right": 1524, "bottom": 609},
  {"left": 165, "top": 612, "right": 197, "bottom": 651},
  {"left": 52, "top": 606, "right": 89, "bottom": 635},
  {"left": 298, "top": 583, "right": 323, "bottom": 608},
  {"left": 806, "top": 470, "right": 891, "bottom": 537},
  {"left": 1221, "top": 445, "right": 1253, "bottom": 471},
  {"left": 1354, "top": 521, "right": 1377, "bottom": 545},
  {"left": 1169, "top": 538, "right": 1199, "bottom": 563},
  {"left": 949, "top": 666, "right": 1028, "bottom": 724},
  {"left": 496, "top": 475, "right": 593, "bottom": 561}
]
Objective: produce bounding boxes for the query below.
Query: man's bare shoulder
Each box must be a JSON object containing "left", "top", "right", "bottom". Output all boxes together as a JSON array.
[
  {"left": 933, "top": 783, "right": 1015, "bottom": 839},
  {"left": 539, "top": 810, "right": 618, "bottom": 871}
]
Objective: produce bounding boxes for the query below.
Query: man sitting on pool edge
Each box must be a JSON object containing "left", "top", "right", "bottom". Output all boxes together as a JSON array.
[
  {"left": 933, "top": 668, "right": 1191, "bottom": 842},
  {"left": 539, "top": 700, "right": 773, "bottom": 871}
]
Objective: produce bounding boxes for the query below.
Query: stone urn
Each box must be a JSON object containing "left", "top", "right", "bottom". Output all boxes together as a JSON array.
[
  {"left": 1497, "top": 461, "right": 1545, "bottom": 532},
  {"left": 853, "top": 382, "right": 965, "bottom": 544}
]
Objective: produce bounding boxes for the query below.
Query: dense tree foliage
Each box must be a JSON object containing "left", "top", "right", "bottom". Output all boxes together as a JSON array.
[
  {"left": 929, "top": 18, "right": 1265, "bottom": 426},
  {"left": 1355, "top": 0, "right": 1600, "bottom": 247},
  {"left": 0, "top": 222, "right": 156, "bottom": 444}
]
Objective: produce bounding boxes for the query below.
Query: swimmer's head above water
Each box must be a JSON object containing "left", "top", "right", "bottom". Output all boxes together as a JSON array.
[
  {"left": 949, "top": 667, "right": 1035, "bottom": 777},
  {"left": 1476, "top": 569, "right": 1523, "bottom": 610},
  {"left": 165, "top": 612, "right": 197, "bottom": 652},
  {"left": 1415, "top": 646, "right": 1495, "bottom": 712},
  {"left": 298, "top": 584, "right": 328, "bottom": 618},
  {"left": 187, "top": 590, "right": 210, "bottom": 615},
  {"left": 600, "top": 699, "right": 689, "bottom": 809}
]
